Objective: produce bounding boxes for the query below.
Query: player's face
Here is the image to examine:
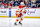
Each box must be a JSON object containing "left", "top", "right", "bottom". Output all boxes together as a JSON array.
[
  {"left": 21, "top": 4, "right": 24, "bottom": 6},
  {"left": 21, "top": 4, "right": 24, "bottom": 8},
  {"left": 21, "top": 6, "right": 23, "bottom": 8}
]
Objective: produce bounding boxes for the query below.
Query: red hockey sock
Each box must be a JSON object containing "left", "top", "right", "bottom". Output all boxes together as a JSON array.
[
  {"left": 21, "top": 18, "right": 23, "bottom": 21},
  {"left": 16, "top": 19, "right": 19, "bottom": 22}
]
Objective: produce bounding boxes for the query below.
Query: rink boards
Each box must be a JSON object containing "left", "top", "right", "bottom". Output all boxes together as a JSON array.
[{"left": 0, "top": 8, "right": 40, "bottom": 18}]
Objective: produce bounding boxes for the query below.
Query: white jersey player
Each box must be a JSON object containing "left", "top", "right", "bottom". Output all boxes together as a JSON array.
[{"left": 14, "top": 2, "right": 27, "bottom": 25}]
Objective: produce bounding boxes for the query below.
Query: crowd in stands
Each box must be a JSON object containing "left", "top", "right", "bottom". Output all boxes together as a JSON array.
[{"left": 0, "top": 0, "right": 40, "bottom": 8}]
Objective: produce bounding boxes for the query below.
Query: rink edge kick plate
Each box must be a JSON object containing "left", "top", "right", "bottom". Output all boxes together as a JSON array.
[
  {"left": 0, "top": 16, "right": 9, "bottom": 18},
  {"left": 0, "top": 16, "right": 40, "bottom": 18},
  {"left": 11, "top": 16, "right": 40, "bottom": 18}
]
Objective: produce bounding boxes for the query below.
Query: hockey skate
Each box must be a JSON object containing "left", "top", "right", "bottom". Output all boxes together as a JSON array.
[
  {"left": 14, "top": 22, "right": 17, "bottom": 25},
  {"left": 19, "top": 21, "right": 22, "bottom": 25}
]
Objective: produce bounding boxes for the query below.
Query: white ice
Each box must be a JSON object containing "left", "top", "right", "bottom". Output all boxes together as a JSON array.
[{"left": 0, "top": 18, "right": 40, "bottom": 27}]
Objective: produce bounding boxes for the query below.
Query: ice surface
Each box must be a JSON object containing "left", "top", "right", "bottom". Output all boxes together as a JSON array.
[{"left": 0, "top": 18, "right": 40, "bottom": 27}]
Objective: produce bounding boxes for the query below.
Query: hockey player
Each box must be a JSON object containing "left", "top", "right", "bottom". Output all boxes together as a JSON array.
[{"left": 14, "top": 2, "right": 26, "bottom": 25}]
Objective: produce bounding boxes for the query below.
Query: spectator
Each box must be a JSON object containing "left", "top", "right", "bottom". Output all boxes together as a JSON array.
[
  {"left": 1, "top": 0, "right": 6, "bottom": 6},
  {"left": 24, "top": 0, "right": 28, "bottom": 5},
  {"left": 8, "top": 4, "right": 11, "bottom": 8},
  {"left": 38, "top": 3, "right": 40, "bottom": 8},
  {"left": 0, "top": 0, "right": 40, "bottom": 8},
  {"left": 29, "top": 5, "right": 31, "bottom": 8},
  {"left": 4, "top": 4, "right": 8, "bottom": 8},
  {"left": 12, "top": 5, "right": 15, "bottom": 8},
  {"left": 28, "top": 2, "right": 31, "bottom": 7},
  {"left": 36, "top": 0, "right": 40, "bottom": 3},
  {"left": 20, "top": 0, "right": 23, "bottom": 2},
  {"left": 13, "top": 0, "right": 15, "bottom": 6},
  {"left": 24, "top": 0, "right": 26, "bottom": 5},
  {"left": 18, "top": 0, "right": 20, "bottom": 6},
  {"left": 0, "top": 0, "right": 2, "bottom": 7},
  {"left": 26, "top": 4, "right": 28, "bottom": 8},
  {"left": 6, "top": 2, "right": 9, "bottom": 6},
  {"left": 15, "top": 5, "right": 19, "bottom": 9},
  {"left": 15, "top": 0, "right": 18, "bottom": 6},
  {"left": 36, "top": 3, "right": 39, "bottom": 8},
  {"left": 1, "top": 4, "right": 4, "bottom": 8},
  {"left": 15, "top": 5, "right": 18, "bottom": 7},
  {"left": 29, "top": 0, "right": 31, "bottom": 2},
  {"left": 9, "top": 2, "right": 12, "bottom": 6},
  {"left": 32, "top": 1, "right": 36, "bottom": 8},
  {"left": 36, "top": 0, "right": 40, "bottom": 8}
]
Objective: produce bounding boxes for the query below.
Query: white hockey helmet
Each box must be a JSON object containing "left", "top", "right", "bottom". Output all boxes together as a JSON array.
[{"left": 20, "top": 2, "right": 25, "bottom": 5}]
